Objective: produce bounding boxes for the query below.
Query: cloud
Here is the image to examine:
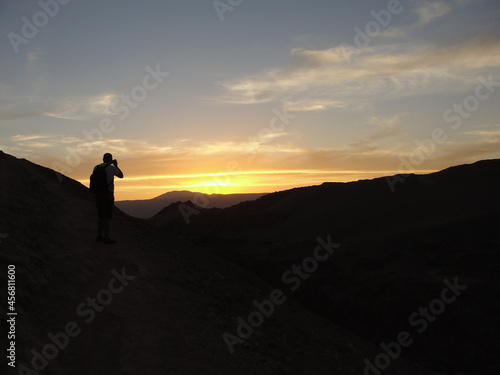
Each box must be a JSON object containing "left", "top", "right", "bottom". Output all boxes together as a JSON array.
[
  {"left": 414, "top": 1, "right": 452, "bottom": 26},
  {"left": 0, "top": 111, "right": 46, "bottom": 121},
  {"left": 9, "top": 127, "right": 500, "bottom": 201},
  {"left": 380, "top": 1, "right": 453, "bottom": 39},
  {"left": 26, "top": 48, "right": 44, "bottom": 64},
  {"left": 290, "top": 47, "right": 351, "bottom": 65},
  {"left": 41, "top": 93, "right": 120, "bottom": 120},
  {"left": 10, "top": 134, "right": 55, "bottom": 142},
  {"left": 285, "top": 98, "right": 348, "bottom": 112},
  {"left": 422, "top": 135, "right": 500, "bottom": 168},
  {"left": 5, "top": 135, "right": 79, "bottom": 155},
  {"left": 351, "top": 116, "right": 406, "bottom": 150},
  {"left": 216, "top": 36, "right": 500, "bottom": 107},
  {"left": 214, "top": 0, "right": 499, "bottom": 112},
  {"left": 0, "top": 91, "right": 120, "bottom": 121},
  {"left": 461, "top": 123, "right": 500, "bottom": 138}
]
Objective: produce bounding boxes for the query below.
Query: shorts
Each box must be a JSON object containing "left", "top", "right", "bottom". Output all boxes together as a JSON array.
[{"left": 96, "top": 191, "right": 114, "bottom": 219}]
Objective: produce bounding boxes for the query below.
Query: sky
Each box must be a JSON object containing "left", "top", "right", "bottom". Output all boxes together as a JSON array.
[{"left": 1, "top": 0, "right": 499, "bottom": 200}]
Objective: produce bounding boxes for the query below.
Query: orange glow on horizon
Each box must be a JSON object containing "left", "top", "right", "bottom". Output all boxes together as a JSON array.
[{"left": 76, "top": 168, "right": 439, "bottom": 201}]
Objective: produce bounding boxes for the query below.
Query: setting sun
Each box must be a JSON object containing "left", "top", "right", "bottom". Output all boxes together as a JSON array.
[{"left": 3, "top": 0, "right": 500, "bottom": 202}]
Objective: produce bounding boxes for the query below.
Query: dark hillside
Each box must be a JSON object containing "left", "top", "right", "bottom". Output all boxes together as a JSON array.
[
  {"left": 151, "top": 159, "right": 500, "bottom": 374},
  {"left": 0, "top": 150, "right": 439, "bottom": 374}
]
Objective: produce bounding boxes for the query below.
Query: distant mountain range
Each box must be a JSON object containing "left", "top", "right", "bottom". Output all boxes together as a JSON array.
[
  {"left": 148, "top": 159, "right": 500, "bottom": 241},
  {"left": 116, "top": 191, "right": 266, "bottom": 218}
]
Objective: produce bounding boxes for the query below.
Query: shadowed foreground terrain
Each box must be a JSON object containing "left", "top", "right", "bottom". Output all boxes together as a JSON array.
[
  {"left": 150, "top": 159, "right": 500, "bottom": 375},
  {"left": 0, "top": 150, "right": 441, "bottom": 374}
]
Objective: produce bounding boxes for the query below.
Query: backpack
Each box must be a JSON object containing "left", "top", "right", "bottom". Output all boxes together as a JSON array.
[{"left": 89, "top": 164, "right": 110, "bottom": 194}]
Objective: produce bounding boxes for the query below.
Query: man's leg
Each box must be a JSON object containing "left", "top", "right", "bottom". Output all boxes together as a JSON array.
[
  {"left": 96, "top": 194, "right": 103, "bottom": 241},
  {"left": 98, "top": 218, "right": 102, "bottom": 237},
  {"left": 98, "top": 218, "right": 109, "bottom": 239},
  {"left": 96, "top": 193, "right": 108, "bottom": 242},
  {"left": 103, "top": 192, "right": 117, "bottom": 244},
  {"left": 103, "top": 218, "right": 109, "bottom": 239}
]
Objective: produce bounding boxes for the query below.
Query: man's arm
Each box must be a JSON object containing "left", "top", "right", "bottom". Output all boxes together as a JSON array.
[{"left": 112, "top": 161, "right": 124, "bottom": 178}]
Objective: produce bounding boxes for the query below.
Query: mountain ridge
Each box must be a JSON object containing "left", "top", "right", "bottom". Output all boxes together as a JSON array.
[
  {"left": 0, "top": 150, "right": 440, "bottom": 374},
  {"left": 148, "top": 157, "right": 500, "bottom": 374},
  {"left": 116, "top": 190, "right": 267, "bottom": 219}
]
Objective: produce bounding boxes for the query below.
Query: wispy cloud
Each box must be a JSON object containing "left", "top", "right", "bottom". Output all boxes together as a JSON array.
[
  {"left": 7, "top": 126, "right": 498, "bottom": 200},
  {"left": 461, "top": 123, "right": 500, "bottom": 138},
  {"left": 0, "top": 92, "right": 120, "bottom": 121},
  {"left": 41, "top": 93, "right": 120, "bottom": 120},
  {"left": 26, "top": 48, "right": 44, "bottom": 64},
  {"left": 414, "top": 1, "right": 452, "bottom": 26},
  {"left": 10, "top": 134, "right": 56, "bottom": 142},
  {"left": 285, "top": 98, "right": 348, "bottom": 113},
  {"left": 214, "top": 0, "right": 498, "bottom": 112},
  {"left": 351, "top": 116, "right": 406, "bottom": 150},
  {"left": 216, "top": 36, "right": 500, "bottom": 108},
  {"left": 381, "top": 1, "right": 453, "bottom": 39}
]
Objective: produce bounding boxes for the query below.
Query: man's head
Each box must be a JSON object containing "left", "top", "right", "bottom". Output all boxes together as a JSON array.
[{"left": 103, "top": 153, "right": 113, "bottom": 163}]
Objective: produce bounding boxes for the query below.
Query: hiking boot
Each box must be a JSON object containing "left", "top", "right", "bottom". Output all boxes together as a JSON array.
[
  {"left": 96, "top": 235, "right": 104, "bottom": 243},
  {"left": 103, "top": 238, "right": 117, "bottom": 245}
]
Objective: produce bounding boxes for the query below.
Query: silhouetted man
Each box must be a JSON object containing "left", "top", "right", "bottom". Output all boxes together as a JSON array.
[{"left": 94, "top": 153, "right": 123, "bottom": 244}]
